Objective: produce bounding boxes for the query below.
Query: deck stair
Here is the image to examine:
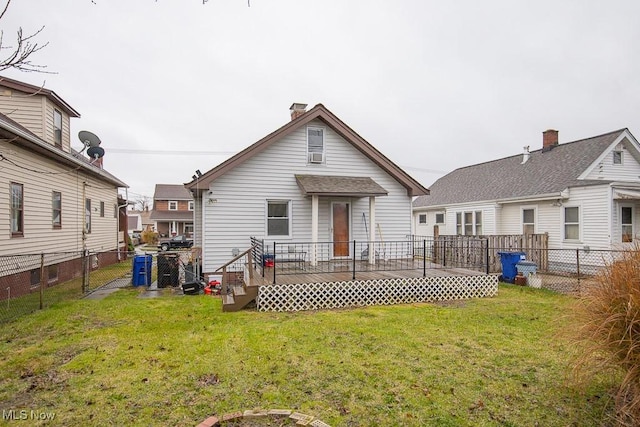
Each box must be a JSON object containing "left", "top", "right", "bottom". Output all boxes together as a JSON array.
[{"left": 213, "top": 247, "right": 261, "bottom": 312}]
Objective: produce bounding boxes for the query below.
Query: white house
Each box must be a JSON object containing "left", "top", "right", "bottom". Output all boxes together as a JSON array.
[
  {"left": 413, "top": 128, "right": 640, "bottom": 251},
  {"left": 185, "top": 103, "right": 429, "bottom": 272}
]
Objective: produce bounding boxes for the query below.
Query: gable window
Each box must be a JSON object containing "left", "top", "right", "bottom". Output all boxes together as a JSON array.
[
  {"left": 435, "top": 213, "right": 445, "bottom": 224},
  {"left": 267, "top": 200, "right": 290, "bottom": 237},
  {"left": 564, "top": 206, "right": 579, "bottom": 240},
  {"left": 85, "top": 199, "right": 91, "bottom": 234},
  {"left": 522, "top": 208, "right": 535, "bottom": 235},
  {"left": 613, "top": 150, "right": 623, "bottom": 165},
  {"left": 168, "top": 201, "right": 178, "bottom": 210},
  {"left": 622, "top": 206, "right": 633, "bottom": 243},
  {"left": 53, "top": 109, "right": 62, "bottom": 147},
  {"left": 418, "top": 214, "right": 427, "bottom": 224},
  {"left": 307, "top": 127, "right": 325, "bottom": 164},
  {"left": 10, "top": 182, "right": 23, "bottom": 236},
  {"left": 100, "top": 201, "right": 105, "bottom": 217},
  {"left": 52, "top": 191, "right": 61, "bottom": 228},
  {"left": 188, "top": 201, "right": 194, "bottom": 211}
]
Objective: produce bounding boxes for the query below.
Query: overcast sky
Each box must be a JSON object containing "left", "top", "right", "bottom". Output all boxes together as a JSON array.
[{"left": 3, "top": 0, "right": 640, "bottom": 204}]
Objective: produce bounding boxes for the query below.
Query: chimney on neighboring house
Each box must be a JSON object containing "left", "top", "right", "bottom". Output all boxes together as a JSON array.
[
  {"left": 542, "top": 129, "right": 559, "bottom": 151},
  {"left": 289, "top": 103, "right": 308, "bottom": 121}
]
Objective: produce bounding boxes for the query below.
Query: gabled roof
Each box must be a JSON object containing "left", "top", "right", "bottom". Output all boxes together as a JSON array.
[
  {"left": 153, "top": 184, "right": 193, "bottom": 201},
  {"left": 184, "top": 104, "right": 429, "bottom": 197},
  {"left": 0, "top": 75, "right": 80, "bottom": 118},
  {"left": 413, "top": 129, "right": 631, "bottom": 208},
  {"left": 0, "top": 111, "right": 127, "bottom": 187},
  {"left": 295, "top": 174, "right": 388, "bottom": 197}
]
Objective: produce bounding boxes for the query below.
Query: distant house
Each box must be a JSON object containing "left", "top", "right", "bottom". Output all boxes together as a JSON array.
[
  {"left": 412, "top": 128, "right": 640, "bottom": 250},
  {"left": 185, "top": 103, "right": 428, "bottom": 272},
  {"left": 150, "top": 184, "right": 194, "bottom": 238},
  {"left": 0, "top": 75, "right": 128, "bottom": 294}
]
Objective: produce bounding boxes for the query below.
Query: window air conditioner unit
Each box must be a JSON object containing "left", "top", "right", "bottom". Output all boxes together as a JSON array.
[{"left": 309, "top": 152, "right": 324, "bottom": 163}]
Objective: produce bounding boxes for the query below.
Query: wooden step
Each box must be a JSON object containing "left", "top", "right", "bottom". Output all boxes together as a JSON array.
[
  {"left": 233, "top": 285, "right": 246, "bottom": 296},
  {"left": 222, "top": 294, "right": 235, "bottom": 305}
]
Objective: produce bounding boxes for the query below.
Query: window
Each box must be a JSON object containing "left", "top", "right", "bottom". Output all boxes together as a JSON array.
[
  {"left": 613, "top": 150, "right": 622, "bottom": 165},
  {"left": 188, "top": 201, "right": 194, "bottom": 211},
  {"left": 52, "top": 191, "right": 61, "bottom": 228},
  {"left": 307, "top": 127, "right": 324, "bottom": 163},
  {"left": 435, "top": 213, "right": 445, "bottom": 224},
  {"left": 53, "top": 109, "right": 62, "bottom": 147},
  {"left": 457, "top": 211, "right": 482, "bottom": 235},
  {"left": 48, "top": 264, "right": 59, "bottom": 283},
  {"left": 99, "top": 201, "right": 105, "bottom": 217},
  {"left": 30, "top": 269, "right": 41, "bottom": 288},
  {"left": 85, "top": 199, "right": 91, "bottom": 234},
  {"left": 475, "top": 211, "right": 482, "bottom": 235},
  {"left": 622, "top": 206, "right": 633, "bottom": 243},
  {"left": 168, "top": 201, "right": 178, "bottom": 210},
  {"left": 114, "top": 204, "right": 117, "bottom": 218},
  {"left": 418, "top": 214, "right": 427, "bottom": 224},
  {"left": 10, "top": 182, "right": 23, "bottom": 236},
  {"left": 267, "top": 200, "right": 290, "bottom": 237},
  {"left": 564, "top": 206, "right": 579, "bottom": 240},
  {"left": 184, "top": 224, "right": 194, "bottom": 237},
  {"left": 522, "top": 208, "right": 535, "bottom": 235}
]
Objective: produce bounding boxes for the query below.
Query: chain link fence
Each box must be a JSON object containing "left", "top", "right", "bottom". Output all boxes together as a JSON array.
[{"left": 0, "top": 250, "right": 142, "bottom": 324}]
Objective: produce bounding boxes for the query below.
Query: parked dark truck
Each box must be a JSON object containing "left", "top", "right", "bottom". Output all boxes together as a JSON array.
[{"left": 158, "top": 235, "right": 193, "bottom": 251}]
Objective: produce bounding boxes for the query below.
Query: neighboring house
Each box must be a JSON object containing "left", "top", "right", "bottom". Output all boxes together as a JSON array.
[
  {"left": 128, "top": 209, "right": 153, "bottom": 233},
  {"left": 0, "top": 75, "right": 128, "bottom": 293},
  {"left": 412, "top": 128, "right": 640, "bottom": 250},
  {"left": 185, "top": 103, "right": 429, "bottom": 272},
  {"left": 150, "top": 184, "right": 194, "bottom": 238},
  {"left": 128, "top": 212, "right": 142, "bottom": 234}
]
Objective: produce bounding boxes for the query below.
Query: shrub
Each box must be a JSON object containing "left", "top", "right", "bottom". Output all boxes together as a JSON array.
[
  {"left": 572, "top": 249, "right": 640, "bottom": 426},
  {"left": 141, "top": 230, "right": 158, "bottom": 245}
]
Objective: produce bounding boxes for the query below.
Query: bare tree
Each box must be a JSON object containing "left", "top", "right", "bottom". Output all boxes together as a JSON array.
[
  {"left": 0, "top": 0, "right": 49, "bottom": 73},
  {"left": 135, "top": 196, "right": 153, "bottom": 212}
]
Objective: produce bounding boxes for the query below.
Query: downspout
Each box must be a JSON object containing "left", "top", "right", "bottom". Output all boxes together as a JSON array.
[{"left": 117, "top": 188, "right": 129, "bottom": 261}]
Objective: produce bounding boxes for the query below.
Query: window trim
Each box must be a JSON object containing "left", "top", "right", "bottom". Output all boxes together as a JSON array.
[
  {"left": 168, "top": 201, "right": 178, "bottom": 211},
  {"left": 85, "top": 198, "right": 92, "bottom": 234},
  {"left": 10, "top": 182, "right": 23, "bottom": 237},
  {"left": 621, "top": 205, "right": 634, "bottom": 243},
  {"left": 435, "top": 212, "right": 445, "bottom": 225},
  {"left": 188, "top": 201, "right": 194, "bottom": 211},
  {"left": 53, "top": 109, "right": 62, "bottom": 147},
  {"left": 306, "top": 126, "right": 325, "bottom": 164},
  {"left": 266, "top": 199, "right": 292, "bottom": 238},
  {"left": 613, "top": 150, "right": 623, "bottom": 165},
  {"left": 418, "top": 214, "right": 427, "bottom": 224},
  {"left": 563, "top": 205, "right": 580, "bottom": 241},
  {"left": 456, "top": 210, "right": 482, "bottom": 235},
  {"left": 522, "top": 207, "right": 536, "bottom": 235},
  {"left": 52, "top": 191, "right": 62, "bottom": 229}
]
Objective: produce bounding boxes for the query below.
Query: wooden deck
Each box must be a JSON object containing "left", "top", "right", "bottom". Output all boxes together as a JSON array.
[{"left": 250, "top": 260, "right": 486, "bottom": 286}]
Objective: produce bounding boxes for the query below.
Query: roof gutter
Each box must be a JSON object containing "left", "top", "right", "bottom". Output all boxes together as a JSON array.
[
  {"left": 0, "top": 117, "right": 127, "bottom": 187},
  {"left": 415, "top": 191, "right": 569, "bottom": 210}
]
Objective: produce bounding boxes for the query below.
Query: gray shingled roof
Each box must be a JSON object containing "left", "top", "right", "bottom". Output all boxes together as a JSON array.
[
  {"left": 149, "top": 210, "right": 194, "bottom": 221},
  {"left": 413, "top": 129, "right": 626, "bottom": 208},
  {"left": 295, "top": 175, "right": 388, "bottom": 197},
  {"left": 153, "top": 184, "right": 193, "bottom": 201}
]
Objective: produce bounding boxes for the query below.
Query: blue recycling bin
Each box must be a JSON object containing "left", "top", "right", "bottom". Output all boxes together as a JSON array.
[
  {"left": 132, "top": 255, "right": 153, "bottom": 286},
  {"left": 497, "top": 251, "right": 526, "bottom": 283}
]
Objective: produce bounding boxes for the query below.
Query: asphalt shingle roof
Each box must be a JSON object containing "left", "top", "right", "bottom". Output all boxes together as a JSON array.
[
  {"left": 153, "top": 184, "right": 193, "bottom": 201},
  {"left": 413, "top": 129, "right": 626, "bottom": 208},
  {"left": 295, "top": 174, "right": 388, "bottom": 197}
]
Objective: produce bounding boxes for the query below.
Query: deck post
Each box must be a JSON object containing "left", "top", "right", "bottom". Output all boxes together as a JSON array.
[
  {"left": 485, "top": 239, "right": 490, "bottom": 274},
  {"left": 273, "top": 241, "right": 277, "bottom": 285},
  {"left": 368, "top": 196, "right": 376, "bottom": 265},
  {"left": 311, "top": 195, "right": 318, "bottom": 267},
  {"left": 352, "top": 240, "right": 356, "bottom": 280},
  {"left": 423, "top": 240, "right": 426, "bottom": 277}
]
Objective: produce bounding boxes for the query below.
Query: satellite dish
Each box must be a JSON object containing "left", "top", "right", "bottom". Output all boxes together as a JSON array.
[
  {"left": 87, "top": 146, "right": 105, "bottom": 159},
  {"left": 78, "top": 130, "right": 102, "bottom": 148}
]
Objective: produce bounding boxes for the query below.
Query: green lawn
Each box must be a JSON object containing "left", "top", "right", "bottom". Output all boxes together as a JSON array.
[{"left": 0, "top": 285, "right": 615, "bottom": 426}]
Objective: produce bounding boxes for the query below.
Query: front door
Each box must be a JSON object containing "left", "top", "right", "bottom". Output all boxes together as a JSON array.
[{"left": 332, "top": 202, "right": 350, "bottom": 257}]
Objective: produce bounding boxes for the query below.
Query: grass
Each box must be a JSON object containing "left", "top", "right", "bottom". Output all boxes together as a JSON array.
[{"left": 0, "top": 284, "right": 616, "bottom": 426}]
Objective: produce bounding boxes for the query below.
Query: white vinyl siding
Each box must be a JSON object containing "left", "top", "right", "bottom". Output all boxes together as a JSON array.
[
  {"left": 0, "top": 140, "right": 120, "bottom": 255},
  {"left": 202, "top": 120, "right": 414, "bottom": 270},
  {"left": 584, "top": 140, "right": 640, "bottom": 182}
]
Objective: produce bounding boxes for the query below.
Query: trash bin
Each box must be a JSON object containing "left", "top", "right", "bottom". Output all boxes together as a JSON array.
[
  {"left": 497, "top": 251, "right": 526, "bottom": 283},
  {"left": 516, "top": 261, "right": 537, "bottom": 279},
  {"left": 132, "top": 255, "right": 152, "bottom": 286},
  {"left": 157, "top": 253, "right": 179, "bottom": 288}
]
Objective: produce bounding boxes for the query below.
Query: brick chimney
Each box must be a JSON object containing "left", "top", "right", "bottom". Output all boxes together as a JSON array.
[
  {"left": 289, "top": 103, "right": 308, "bottom": 121},
  {"left": 542, "top": 129, "right": 558, "bottom": 150}
]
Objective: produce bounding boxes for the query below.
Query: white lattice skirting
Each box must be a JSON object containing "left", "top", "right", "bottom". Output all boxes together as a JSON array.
[{"left": 257, "top": 275, "right": 499, "bottom": 312}]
